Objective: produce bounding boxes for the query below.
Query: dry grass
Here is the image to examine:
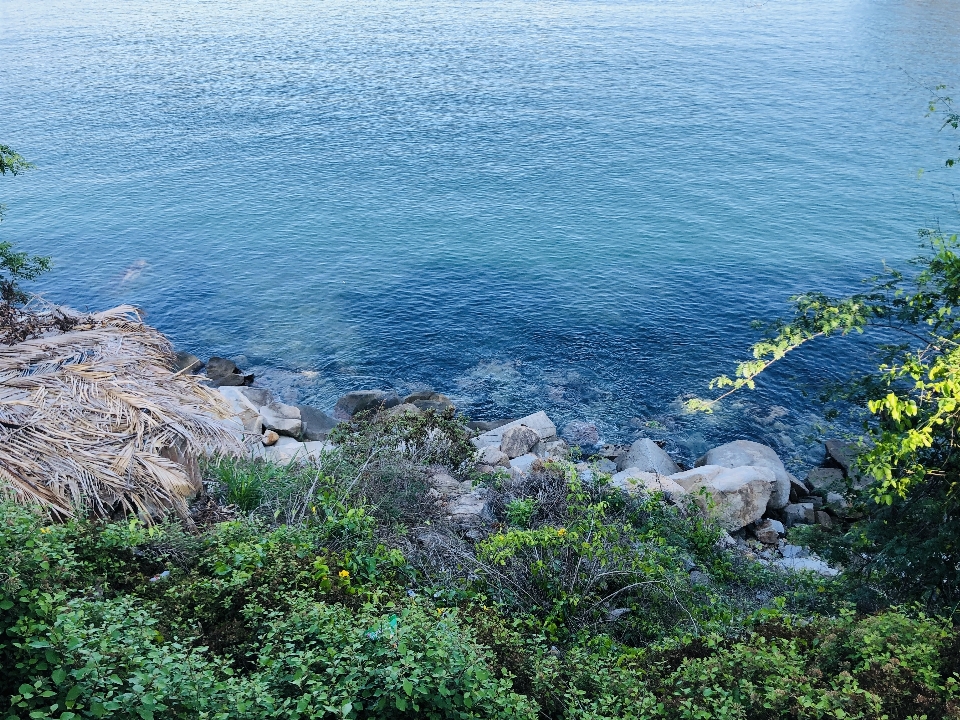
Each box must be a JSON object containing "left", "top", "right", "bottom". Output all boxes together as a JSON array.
[{"left": 0, "top": 303, "right": 240, "bottom": 520}]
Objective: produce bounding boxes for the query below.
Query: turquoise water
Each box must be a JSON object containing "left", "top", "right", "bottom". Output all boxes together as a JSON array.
[{"left": 1, "top": 0, "right": 958, "bottom": 465}]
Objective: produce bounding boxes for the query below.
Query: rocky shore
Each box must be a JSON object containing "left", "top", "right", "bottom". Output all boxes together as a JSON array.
[{"left": 180, "top": 351, "right": 861, "bottom": 576}]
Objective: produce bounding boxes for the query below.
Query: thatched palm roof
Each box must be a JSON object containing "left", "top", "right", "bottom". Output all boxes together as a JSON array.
[{"left": 0, "top": 304, "right": 240, "bottom": 519}]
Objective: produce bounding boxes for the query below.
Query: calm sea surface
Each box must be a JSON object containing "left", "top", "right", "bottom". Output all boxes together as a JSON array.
[{"left": 1, "top": 0, "right": 959, "bottom": 467}]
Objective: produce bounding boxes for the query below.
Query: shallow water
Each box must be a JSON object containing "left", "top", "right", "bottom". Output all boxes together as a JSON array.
[{"left": 1, "top": 0, "right": 959, "bottom": 468}]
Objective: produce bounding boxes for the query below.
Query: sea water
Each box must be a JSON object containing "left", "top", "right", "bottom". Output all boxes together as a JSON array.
[{"left": 1, "top": 0, "right": 958, "bottom": 467}]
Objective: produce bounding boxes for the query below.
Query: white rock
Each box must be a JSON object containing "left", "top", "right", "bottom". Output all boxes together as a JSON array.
[
  {"left": 696, "top": 440, "right": 792, "bottom": 510},
  {"left": 616, "top": 438, "right": 681, "bottom": 475},
  {"left": 263, "top": 436, "right": 305, "bottom": 463},
  {"left": 775, "top": 556, "right": 839, "bottom": 577},
  {"left": 218, "top": 386, "right": 261, "bottom": 415},
  {"left": 478, "top": 446, "right": 510, "bottom": 468},
  {"left": 669, "top": 465, "right": 775, "bottom": 531},
  {"left": 261, "top": 402, "right": 302, "bottom": 438},
  {"left": 610, "top": 467, "right": 687, "bottom": 501},
  {"left": 472, "top": 411, "right": 557, "bottom": 449},
  {"left": 501, "top": 425, "right": 541, "bottom": 458},
  {"left": 509, "top": 453, "right": 539, "bottom": 474}
]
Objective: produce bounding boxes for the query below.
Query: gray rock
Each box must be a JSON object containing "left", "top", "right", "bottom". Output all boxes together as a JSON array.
[
  {"left": 205, "top": 356, "right": 254, "bottom": 387},
  {"left": 509, "top": 453, "right": 539, "bottom": 474},
  {"left": 825, "top": 439, "right": 862, "bottom": 477},
  {"left": 430, "top": 470, "right": 473, "bottom": 498},
  {"left": 616, "top": 438, "right": 681, "bottom": 475},
  {"left": 780, "top": 544, "right": 807, "bottom": 559},
  {"left": 598, "top": 444, "right": 629, "bottom": 460},
  {"left": 261, "top": 402, "right": 302, "bottom": 438},
  {"left": 669, "top": 465, "right": 775, "bottom": 531},
  {"left": 467, "top": 419, "right": 513, "bottom": 433},
  {"left": 806, "top": 467, "right": 845, "bottom": 494},
  {"left": 383, "top": 403, "right": 422, "bottom": 418},
  {"left": 239, "top": 387, "right": 274, "bottom": 409},
  {"left": 610, "top": 468, "right": 687, "bottom": 501},
  {"left": 333, "top": 390, "right": 401, "bottom": 420},
  {"left": 472, "top": 411, "right": 557, "bottom": 450},
  {"left": 538, "top": 439, "right": 569, "bottom": 460},
  {"left": 447, "top": 488, "right": 494, "bottom": 526},
  {"left": 775, "top": 556, "right": 838, "bottom": 577},
  {"left": 500, "top": 425, "right": 541, "bottom": 459},
  {"left": 784, "top": 502, "right": 815, "bottom": 527},
  {"left": 561, "top": 421, "right": 600, "bottom": 447},
  {"left": 595, "top": 458, "right": 618, "bottom": 474},
  {"left": 755, "top": 518, "right": 785, "bottom": 545},
  {"left": 478, "top": 446, "right": 510, "bottom": 468},
  {"left": 173, "top": 351, "right": 203, "bottom": 374},
  {"left": 826, "top": 491, "right": 848, "bottom": 509},
  {"left": 696, "top": 440, "right": 792, "bottom": 510},
  {"left": 402, "top": 390, "right": 455, "bottom": 413},
  {"left": 298, "top": 405, "right": 338, "bottom": 441},
  {"left": 815, "top": 510, "right": 834, "bottom": 528}
]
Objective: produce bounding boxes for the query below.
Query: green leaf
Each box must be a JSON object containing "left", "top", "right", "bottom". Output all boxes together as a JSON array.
[
  {"left": 402, "top": 680, "right": 413, "bottom": 696},
  {"left": 52, "top": 669, "right": 67, "bottom": 685}
]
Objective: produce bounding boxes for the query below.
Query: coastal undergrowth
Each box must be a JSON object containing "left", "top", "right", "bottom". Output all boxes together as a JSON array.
[{"left": 3, "top": 409, "right": 959, "bottom": 719}]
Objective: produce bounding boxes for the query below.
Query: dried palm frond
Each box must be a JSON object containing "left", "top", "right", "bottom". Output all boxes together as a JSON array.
[{"left": 0, "top": 303, "right": 241, "bottom": 520}]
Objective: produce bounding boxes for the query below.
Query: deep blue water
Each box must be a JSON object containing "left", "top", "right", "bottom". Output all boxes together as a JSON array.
[{"left": 1, "top": 0, "right": 959, "bottom": 468}]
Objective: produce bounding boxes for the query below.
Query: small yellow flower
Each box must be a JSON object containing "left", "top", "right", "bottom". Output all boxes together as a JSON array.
[
  {"left": 338, "top": 569, "right": 350, "bottom": 579},
  {"left": 557, "top": 528, "right": 566, "bottom": 536},
  {"left": 311, "top": 505, "right": 317, "bottom": 513},
  {"left": 40, "top": 527, "right": 51, "bottom": 534},
  {"left": 437, "top": 608, "right": 443, "bottom": 615}
]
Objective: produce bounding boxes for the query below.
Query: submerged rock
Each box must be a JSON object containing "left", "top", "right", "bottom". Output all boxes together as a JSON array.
[
  {"left": 333, "top": 390, "right": 401, "bottom": 420},
  {"left": 402, "top": 390, "right": 455, "bottom": 413},
  {"left": 205, "top": 356, "right": 254, "bottom": 387},
  {"left": 696, "top": 440, "right": 792, "bottom": 510}
]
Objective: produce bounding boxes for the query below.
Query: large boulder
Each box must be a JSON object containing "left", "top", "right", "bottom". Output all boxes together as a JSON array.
[
  {"left": 669, "top": 465, "right": 775, "bottom": 531},
  {"left": 610, "top": 468, "right": 686, "bottom": 501},
  {"left": 173, "top": 351, "right": 203, "bottom": 374},
  {"left": 696, "top": 440, "right": 791, "bottom": 510},
  {"left": 825, "top": 439, "right": 872, "bottom": 488},
  {"left": 217, "top": 386, "right": 263, "bottom": 435},
  {"left": 403, "top": 390, "right": 455, "bottom": 413},
  {"left": 501, "top": 425, "right": 541, "bottom": 458},
  {"left": 205, "top": 357, "right": 254, "bottom": 387},
  {"left": 472, "top": 411, "right": 557, "bottom": 450},
  {"left": 261, "top": 402, "right": 302, "bottom": 438},
  {"left": 238, "top": 387, "right": 274, "bottom": 409},
  {"left": 298, "top": 405, "right": 338, "bottom": 441},
  {"left": 478, "top": 446, "right": 510, "bottom": 468},
  {"left": 616, "top": 438, "right": 681, "bottom": 475},
  {"left": 333, "top": 390, "right": 401, "bottom": 420},
  {"left": 806, "top": 467, "right": 845, "bottom": 495}
]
